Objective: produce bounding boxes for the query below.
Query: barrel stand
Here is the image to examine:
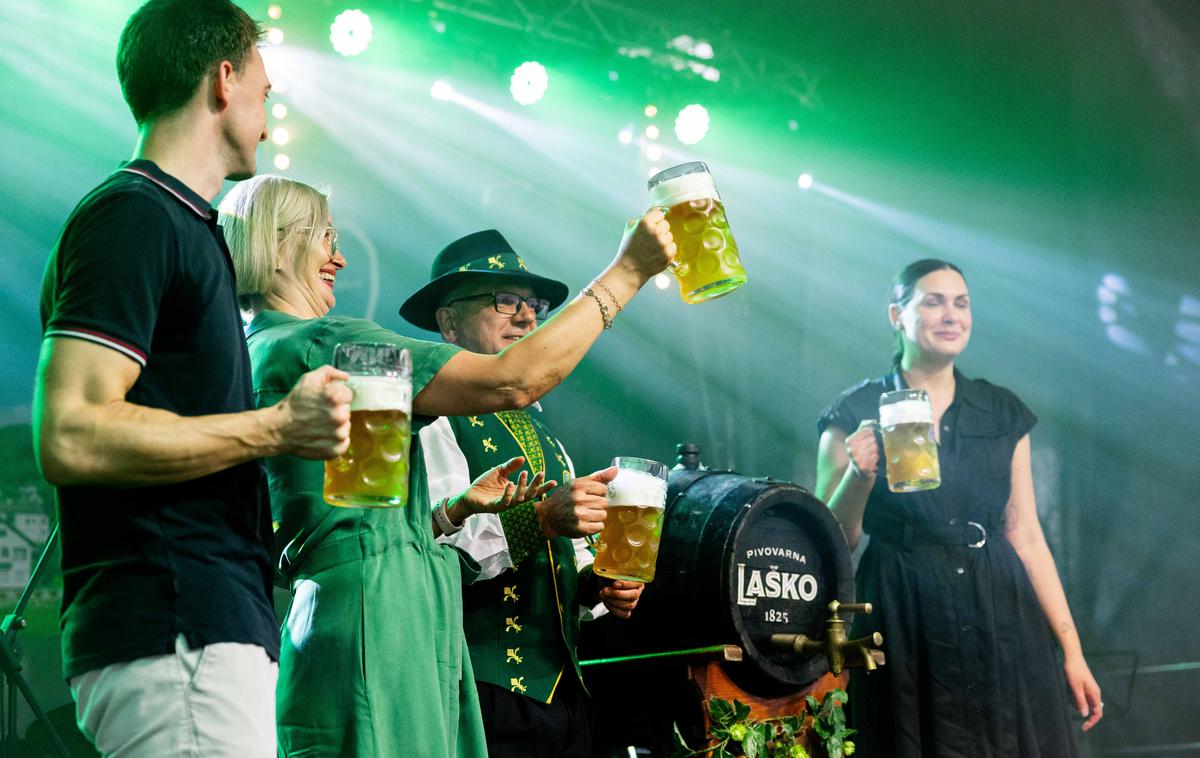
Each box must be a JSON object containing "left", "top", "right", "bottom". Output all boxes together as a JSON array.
[{"left": 688, "top": 654, "right": 848, "bottom": 755}]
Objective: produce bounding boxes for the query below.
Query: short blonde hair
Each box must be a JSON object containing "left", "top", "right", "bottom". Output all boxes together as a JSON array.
[{"left": 218, "top": 175, "right": 331, "bottom": 311}]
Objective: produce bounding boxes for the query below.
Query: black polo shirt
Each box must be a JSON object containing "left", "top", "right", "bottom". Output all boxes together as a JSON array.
[{"left": 40, "top": 159, "right": 277, "bottom": 679}]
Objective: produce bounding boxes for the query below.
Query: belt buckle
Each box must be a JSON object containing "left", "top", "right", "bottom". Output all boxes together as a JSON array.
[{"left": 966, "top": 521, "right": 987, "bottom": 549}]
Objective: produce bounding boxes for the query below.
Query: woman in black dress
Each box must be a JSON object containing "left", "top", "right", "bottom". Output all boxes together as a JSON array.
[{"left": 815, "top": 259, "right": 1102, "bottom": 757}]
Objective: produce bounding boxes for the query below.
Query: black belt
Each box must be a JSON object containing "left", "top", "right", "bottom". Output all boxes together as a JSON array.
[{"left": 871, "top": 516, "right": 997, "bottom": 549}]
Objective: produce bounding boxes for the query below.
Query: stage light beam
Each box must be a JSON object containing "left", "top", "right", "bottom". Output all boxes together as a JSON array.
[
  {"left": 272, "top": 103, "right": 288, "bottom": 119},
  {"left": 267, "top": 27, "right": 284, "bottom": 45},
  {"left": 330, "top": 10, "right": 373, "bottom": 56},
  {"left": 510, "top": 61, "right": 549, "bottom": 105},
  {"left": 797, "top": 173, "right": 814, "bottom": 190},
  {"left": 274, "top": 154, "right": 290, "bottom": 170},
  {"left": 430, "top": 80, "right": 454, "bottom": 101}
]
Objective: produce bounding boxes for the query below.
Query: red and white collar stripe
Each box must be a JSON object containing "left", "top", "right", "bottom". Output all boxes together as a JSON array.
[{"left": 119, "top": 166, "right": 209, "bottom": 219}]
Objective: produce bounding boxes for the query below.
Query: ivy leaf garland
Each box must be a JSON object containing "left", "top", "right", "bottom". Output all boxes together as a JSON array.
[{"left": 671, "top": 690, "right": 856, "bottom": 758}]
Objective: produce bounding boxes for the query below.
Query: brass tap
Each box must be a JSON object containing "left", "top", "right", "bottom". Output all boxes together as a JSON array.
[{"left": 769, "top": 600, "right": 886, "bottom": 675}]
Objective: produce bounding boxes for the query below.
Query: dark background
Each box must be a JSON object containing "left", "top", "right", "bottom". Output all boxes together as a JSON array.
[{"left": 1, "top": 0, "right": 1197, "bottom": 753}]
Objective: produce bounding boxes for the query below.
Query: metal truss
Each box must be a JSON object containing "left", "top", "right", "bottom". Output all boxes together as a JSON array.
[{"left": 399, "top": 0, "right": 821, "bottom": 109}]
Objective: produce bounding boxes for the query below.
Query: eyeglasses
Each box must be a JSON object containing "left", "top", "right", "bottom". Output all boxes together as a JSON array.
[
  {"left": 444, "top": 291, "right": 552, "bottom": 320},
  {"left": 296, "top": 225, "right": 339, "bottom": 255}
]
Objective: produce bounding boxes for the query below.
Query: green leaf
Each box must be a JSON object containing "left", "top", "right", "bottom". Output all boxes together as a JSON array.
[
  {"left": 828, "top": 689, "right": 849, "bottom": 706},
  {"left": 713, "top": 748, "right": 737, "bottom": 758},
  {"left": 777, "top": 719, "right": 794, "bottom": 744},
  {"left": 709, "top": 696, "right": 737, "bottom": 726},
  {"left": 827, "top": 735, "right": 844, "bottom": 758},
  {"left": 812, "top": 719, "right": 831, "bottom": 740},
  {"left": 669, "top": 723, "right": 698, "bottom": 757},
  {"left": 734, "top": 699, "right": 753, "bottom": 722},
  {"left": 804, "top": 695, "right": 821, "bottom": 714},
  {"left": 745, "top": 724, "right": 768, "bottom": 758}
]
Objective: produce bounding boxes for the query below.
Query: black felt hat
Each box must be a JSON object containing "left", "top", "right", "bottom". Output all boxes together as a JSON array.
[{"left": 399, "top": 229, "right": 570, "bottom": 332}]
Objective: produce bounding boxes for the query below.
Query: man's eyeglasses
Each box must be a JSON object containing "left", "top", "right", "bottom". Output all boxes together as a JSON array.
[
  {"left": 444, "top": 291, "right": 552, "bottom": 320},
  {"left": 296, "top": 225, "right": 339, "bottom": 255}
]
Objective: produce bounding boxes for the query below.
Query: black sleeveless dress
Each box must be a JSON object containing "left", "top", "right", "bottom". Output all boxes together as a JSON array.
[{"left": 818, "top": 369, "right": 1080, "bottom": 758}]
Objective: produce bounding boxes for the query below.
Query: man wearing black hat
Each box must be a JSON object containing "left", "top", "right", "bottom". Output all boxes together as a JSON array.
[{"left": 403, "top": 229, "right": 644, "bottom": 758}]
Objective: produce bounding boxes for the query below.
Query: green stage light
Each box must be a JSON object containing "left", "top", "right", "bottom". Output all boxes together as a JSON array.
[
  {"left": 331, "top": 9, "right": 373, "bottom": 56},
  {"left": 674, "top": 104, "right": 709, "bottom": 145},
  {"left": 510, "top": 61, "right": 548, "bottom": 105}
]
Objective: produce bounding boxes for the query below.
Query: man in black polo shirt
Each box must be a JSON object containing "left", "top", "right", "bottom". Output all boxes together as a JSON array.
[{"left": 33, "top": 1, "right": 351, "bottom": 756}]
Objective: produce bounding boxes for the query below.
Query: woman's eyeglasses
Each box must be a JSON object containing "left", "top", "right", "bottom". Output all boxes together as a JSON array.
[{"left": 295, "top": 225, "right": 339, "bottom": 255}]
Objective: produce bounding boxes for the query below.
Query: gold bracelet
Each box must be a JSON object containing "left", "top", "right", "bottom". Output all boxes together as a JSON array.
[
  {"left": 580, "top": 287, "right": 613, "bottom": 329},
  {"left": 590, "top": 279, "right": 624, "bottom": 314}
]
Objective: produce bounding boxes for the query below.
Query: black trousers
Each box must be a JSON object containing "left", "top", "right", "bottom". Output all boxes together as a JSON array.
[{"left": 475, "top": 674, "right": 592, "bottom": 758}]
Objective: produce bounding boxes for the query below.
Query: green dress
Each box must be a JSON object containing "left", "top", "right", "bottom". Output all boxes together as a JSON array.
[{"left": 245, "top": 310, "right": 488, "bottom": 758}]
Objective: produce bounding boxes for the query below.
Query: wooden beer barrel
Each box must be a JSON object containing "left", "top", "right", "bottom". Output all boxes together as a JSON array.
[{"left": 580, "top": 467, "right": 855, "bottom": 694}]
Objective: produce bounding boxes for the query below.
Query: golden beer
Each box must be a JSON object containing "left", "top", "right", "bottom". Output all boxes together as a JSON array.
[
  {"left": 324, "top": 344, "right": 413, "bottom": 508},
  {"left": 879, "top": 390, "right": 941, "bottom": 493},
  {"left": 593, "top": 457, "right": 669, "bottom": 583},
  {"left": 649, "top": 163, "right": 746, "bottom": 303},
  {"left": 324, "top": 406, "right": 411, "bottom": 508},
  {"left": 592, "top": 504, "right": 666, "bottom": 583}
]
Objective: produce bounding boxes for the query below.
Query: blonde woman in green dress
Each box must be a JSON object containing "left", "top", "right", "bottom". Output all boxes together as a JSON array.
[{"left": 219, "top": 174, "right": 674, "bottom": 757}]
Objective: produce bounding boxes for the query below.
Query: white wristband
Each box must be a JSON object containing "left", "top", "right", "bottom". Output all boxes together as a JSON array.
[{"left": 433, "top": 498, "right": 463, "bottom": 536}]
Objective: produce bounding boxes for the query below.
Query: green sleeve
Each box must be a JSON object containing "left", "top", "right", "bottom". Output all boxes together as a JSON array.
[{"left": 305, "top": 316, "right": 461, "bottom": 400}]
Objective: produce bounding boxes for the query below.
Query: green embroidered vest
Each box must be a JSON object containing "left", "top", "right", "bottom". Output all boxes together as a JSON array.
[{"left": 451, "top": 409, "right": 582, "bottom": 703}]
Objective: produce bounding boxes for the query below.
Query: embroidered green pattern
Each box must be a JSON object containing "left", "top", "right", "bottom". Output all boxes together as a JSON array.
[{"left": 495, "top": 410, "right": 545, "bottom": 474}]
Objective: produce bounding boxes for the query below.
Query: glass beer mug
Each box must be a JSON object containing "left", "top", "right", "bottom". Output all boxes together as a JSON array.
[
  {"left": 591, "top": 457, "right": 669, "bottom": 583},
  {"left": 324, "top": 342, "right": 413, "bottom": 508},
  {"left": 876, "top": 389, "right": 941, "bottom": 493},
  {"left": 648, "top": 162, "right": 747, "bottom": 303}
]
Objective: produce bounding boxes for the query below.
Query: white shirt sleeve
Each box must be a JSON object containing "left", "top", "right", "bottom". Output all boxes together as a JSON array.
[
  {"left": 554, "top": 442, "right": 609, "bottom": 621},
  {"left": 420, "top": 417, "right": 513, "bottom": 582}
]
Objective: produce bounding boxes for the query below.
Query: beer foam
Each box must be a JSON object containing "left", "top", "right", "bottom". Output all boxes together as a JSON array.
[
  {"left": 347, "top": 375, "right": 411, "bottom": 412},
  {"left": 649, "top": 171, "right": 718, "bottom": 207},
  {"left": 607, "top": 469, "right": 667, "bottom": 509},
  {"left": 879, "top": 399, "right": 932, "bottom": 426}
]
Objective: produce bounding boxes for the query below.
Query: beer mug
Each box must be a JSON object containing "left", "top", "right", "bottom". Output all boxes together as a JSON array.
[
  {"left": 648, "top": 162, "right": 747, "bottom": 303},
  {"left": 876, "top": 389, "right": 941, "bottom": 493},
  {"left": 324, "top": 342, "right": 413, "bottom": 508},
  {"left": 592, "top": 457, "right": 669, "bottom": 583}
]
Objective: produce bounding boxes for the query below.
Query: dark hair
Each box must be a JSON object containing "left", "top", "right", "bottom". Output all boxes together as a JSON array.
[
  {"left": 117, "top": 0, "right": 263, "bottom": 124},
  {"left": 889, "top": 258, "right": 965, "bottom": 367}
]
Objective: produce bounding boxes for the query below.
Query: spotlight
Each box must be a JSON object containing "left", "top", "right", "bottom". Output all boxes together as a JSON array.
[
  {"left": 330, "top": 9, "right": 373, "bottom": 56},
  {"left": 693, "top": 41, "right": 714, "bottom": 60},
  {"left": 510, "top": 61, "right": 549, "bottom": 105},
  {"left": 797, "top": 173, "right": 814, "bottom": 190},
  {"left": 647, "top": 166, "right": 661, "bottom": 178},
  {"left": 267, "top": 27, "right": 284, "bottom": 45},
  {"left": 274, "top": 153, "right": 291, "bottom": 170},
  {"left": 617, "top": 126, "right": 634, "bottom": 145},
  {"left": 644, "top": 104, "right": 657, "bottom": 118},
  {"left": 267, "top": 4, "right": 282, "bottom": 20},
  {"left": 654, "top": 273, "right": 671, "bottom": 290},
  {"left": 674, "top": 104, "right": 709, "bottom": 145},
  {"left": 430, "top": 79, "right": 454, "bottom": 101},
  {"left": 272, "top": 103, "right": 288, "bottom": 119},
  {"left": 644, "top": 124, "right": 660, "bottom": 140},
  {"left": 644, "top": 144, "right": 663, "bottom": 162},
  {"left": 272, "top": 127, "right": 290, "bottom": 145}
]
